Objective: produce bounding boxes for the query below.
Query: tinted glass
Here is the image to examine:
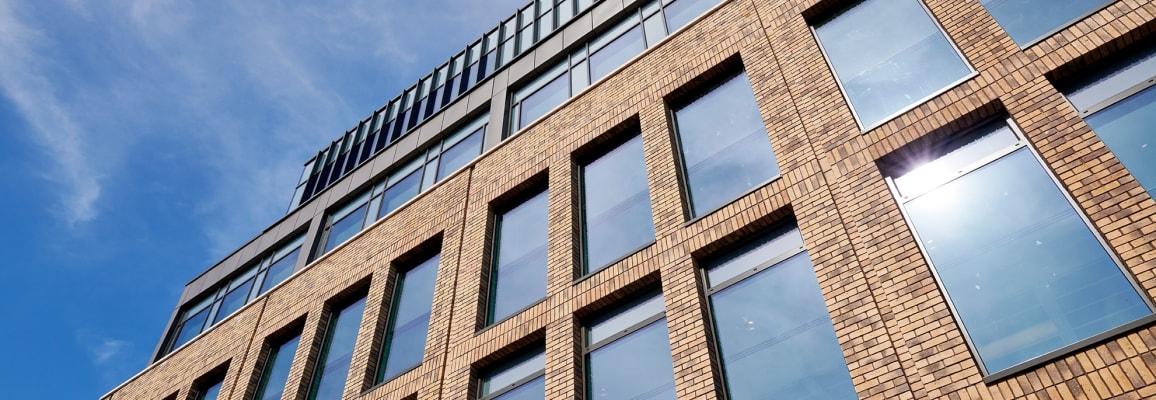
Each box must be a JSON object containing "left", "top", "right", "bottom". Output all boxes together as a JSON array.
[
  {"left": 197, "top": 381, "right": 222, "bottom": 400},
  {"left": 308, "top": 297, "right": 367, "bottom": 400},
  {"left": 590, "top": 26, "right": 646, "bottom": 82},
  {"left": 587, "top": 320, "right": 676, "bottom": 400},
  {"left": 173, "top": 307, "right": 210, "bottom": 350},
  {"left": 256, "top": 335, "right": 301, "bottom": 400},
  {"left": 673, "top": 72, "right": 779, "bottom": 216},
  {"left": 213, "top": 278, "right": 255, "bottom": 324},
  {"left": 815, "top": 0, "right": 971, "bottom": 128},
  {"left": 1085, "top": 86, "right": 1156, "bottom": 196},
  {"left": 259, "top": 247, "right": 301, "bottom": 294},
  {"left": 380, "top": 169, "right": 422, "bottom": 218},
  {"left": 581, "top": 136, "right": 656, "bottom": 273},
  {"left": 493, "top": 375, "right": 546, "bottom": 400},
  {"left": 709, "top": 253, "right": 856, "bottom": 400},
  {"left": 519, "top": 72, "right": 570, "bottom": 129},
  {"left": 490, "top": 192, "right": 550, "bottom": 323},
  {"left": 481, "top": 350, "right": 546, "bottom": 396},
  {"left": 379, "top": 254, "right": 440, "bottom": 382},
  {"left": 325, "top": 203, "right": 368, "bottom": 253},
  {"left": 979, "top": 0, "right": 1108, "bottom": 46},
  {"left": 436, "top": 129, "right": 484, "bottom": 182},
  {"left": 903, "top": 145, "right": 1150, "bottom": 373},
  {"left": 664, "top": 0, "right": 717, "bottom": 31}
]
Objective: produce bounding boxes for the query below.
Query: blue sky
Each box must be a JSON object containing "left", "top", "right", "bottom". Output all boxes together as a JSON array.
[{"left": 0, "top": 0, "right": 525, "bottom": 398}]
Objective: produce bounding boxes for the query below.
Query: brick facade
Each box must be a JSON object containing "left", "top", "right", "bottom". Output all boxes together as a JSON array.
[{"left": 106, "top": 0, "right": 1156, "bottom": 399}]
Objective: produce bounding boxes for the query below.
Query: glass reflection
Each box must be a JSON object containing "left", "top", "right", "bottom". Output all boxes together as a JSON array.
[
  {"left": 590, "top": 26, "right": 646, "bottom": 81},
  {"left": 673, "top": 72, "right": 778, "bottom": 216},
  {"left": 213, "top": 279, "right": 254, "bottom": 324},
  {"left": 256, "top": 335, "right": 300, "bottom": 400},
  {"left": 490, "top": 192, "right": 549, "bottom": 323},
  {"left": 519, "top": 72, "right": 570, "bottom": 129},
  {"left": 260, "top": 248, "right": 300, "bottom": 294},
  {"left": 814, "top": 0, "right": 971, "bottom": 128},
  {"left": 587, "top": 320, "right": 676, "bottom": 400},
  {"left": 709, "top": 254, "right": 856, "bottom": 400},
  {"left": 664, "top": 0, "right": 717, "bottom": 32},
  {"left": 492, "top": 375, "right": 545, "bottom": 400},
  {"left": 326, "top": 204, "right": 368, "bottom": 253},
  {"left": 1085, "top": 86, "right": 1156, "bottom": 196},
  {"left": 903, "top": 146, "right": 1150, "bottom": 373},
  {"left": 173, "top": 307, "right": 210, "bottom": 350},
  {"left": 308, "top": 297, "right": 367, "bottom": 400},
  {"left": 380, "top": 169, "right": 422, "bottom": 218},
  {"left": 581, "top": 136, "right": 656, "bottom": 273},
  {"left": 481, "top": 350, "right": 546, "bottom": 399},
  {"left": 379, "top": 254, "right": 440, "bottom": 382},
  {"left": 436, "top": 129, "right": 484, "bottom": 182},
  {"left": 979, "top": 0, "right": 1108, "bottom": 46},
  {"left": 197, "top": 381, "right": 222, "bottom": 400}
]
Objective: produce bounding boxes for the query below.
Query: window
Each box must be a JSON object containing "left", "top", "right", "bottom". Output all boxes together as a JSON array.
[
  {"left": 1061, "top": 42, "right": 1156, "bottom": 199},
  {"left": 254, "top": 335, "right": 300, "bottom": 400},
  {"left": 585, "top": 291, "right": 675, "bottom": 400},
  {"left": 488, "top": 191, "right": 549, "bottom": 324},
  {"left": 813, "top": 0, "right": 972, "bottom": 129},
  {"left": 580, "top": 135, "right": 655, "bottom": 274},
  {"left": 161, "top": 235, "right": 305, "bottom": 357},
  {"left": 195, "top": 380, "right": 223, "bottom": 400},
  {"left": 508, "top": 0, "right": 723, "bottom": 136},
  {"left": 307, "top": 297, "right": 367, "bottom": 400},
  {"left": 670, "top": 71, "right": 779, "bottom": 217},
  {"left": 703, "top": 226, "right": 856, "bottom": 399},
  {"left": 883, "top": 118, "right": 1153, "bottom": 376},
  {"left": 377, "top": 254, "right": 440, "bottom": 383},
  {"left": 479, "top": 348, "right": 547, "bottom": 400},
  {"left": 979, "top": 0, "right": 1111, "bottom": 47},
  {"left": 321, "top": 192, "right": 374, "bottom": 254}
]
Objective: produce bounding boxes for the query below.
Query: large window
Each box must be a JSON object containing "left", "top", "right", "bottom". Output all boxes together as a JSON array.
[
  {"left": 307, "top": 297, "right": 367, "bottom": 400},
  {"left": 1061, "top": 42, "right": 1156, "bottom": 199},
  {"left": 585, "top": 292, "right": 675, "bottom": 400},
  {"left": 488, "top": 191, "right": 549, "bottom": 324},
  {"left": 580, "top": 136, "right": 655, "bottom": 274},
  {"left": 670, "top": 71, "right": 779, "bottom": 217},
  {"left": 813, "top": 0, "right": 972, "bottom": 130},
  {"left": 508, "top": 0, "right": 723, "bottom": 136},
  {"left": 377, "top": 254, "right": 440, "bottom": 383},
  {"left": 703, "top": 226, "right": 856, "bottom": 399},
  {"left": 979, "top": 0, "right": 1111, "bottom": 47},
  {"left": 479, "top": 348, "right": 546, "bottom": 400},
  {"left": 884, "top": 118, "right": 1153, "bottom": 376},
  {"left": 161, "top": 235, "right": 305, "bottom": 357},
  {"left": 254, "top": 335, "right": 301, "bottom": 400}
]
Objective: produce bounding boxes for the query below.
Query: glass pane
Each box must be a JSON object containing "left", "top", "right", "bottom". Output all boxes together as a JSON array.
[
  {"left": 587, "top": 320, "right": 676, "bottom": 400},
  {"left": 581, "top": 136, "right": 656, "bottom": 273},
  {"left": 380, "top": 169, "right": 422, "bottom": 218},
  {"left": 308, "top": 297, "right": 367, "bottom": 400},
  {"left": 1085, "top": 86, "right": 1156, "bottom": 195},
  {"left": 379, "top": 255, "right": 440, "bottom": 382},
  {"left": 172, "top": 307, "right": 210, "bottom": 350},
  {"left": 436, "top": 129, "right": 484, "bottom": 182},
  {"left": 518, "top": 71, "right": 570, "bottom": 130},
  {"left": 904, "top": 148, "right": 1150, "bottom": 373},
  {"left": 197, "top": 381, "right": 222, "bottom": 400},
  {"left": 490, "top": 192, "right": 550, "bottom": 323},
  {"left": 673, "top": 72, "right": 779, "bottom": 216},
  {"left": 255, "top": 335, "right": 301, "bottom": 400},
  {"left": 481, "top": 350, "right": 547, "bottom": 396},
  {"left": 1064, "top": 45, "right": 1156, "bottom": 112},
  {"left": 705, "top": 226, "right": 804, "bottom": 286},
  {"left": 493, "top": 375, "right": 546, "bottom": 400},
  {"left": 213, "top": 278, "right": 255, "bottom": 324},
  {"left": 710, "top": 254, "right": 857, "bottom": 400},
  {"left": 892, "top": 122, "right": 1019, "bottom": 198},
  {"left": 589, "top": 26, "right": 646, "bottom": 82},
  {"left": 979, "top": 0, "right": 1109, "bottom": 46},
  {"left": 588, "top": 293, "right": 665, "bottom": 344},
  {"left": 663, "top": 0, "right": 717, "bottom": 32},
  {"left": 815, "top": 0, "right": 971, "bottom": 128},
  {"left": 643, "top": 15, "right": 667, "bottom": 46},
  {"left": 260, "top": 247, "right": 301, "bottom": 294},
  {"left": 325, "top": 203, "right": 368, "bottom": 253}
]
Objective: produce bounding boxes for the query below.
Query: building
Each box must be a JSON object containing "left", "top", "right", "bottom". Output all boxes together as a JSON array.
[{"left": 103, "top": 0, "right": 1156, "bottom": 398}]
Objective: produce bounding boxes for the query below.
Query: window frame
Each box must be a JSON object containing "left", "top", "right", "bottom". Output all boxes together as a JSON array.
[
  {"left": 485, "top": 189, "right": 551, "bottom": 326},
  {"left": 882, "top": 116, "right": 1156, "bottom": 381},
  {"left": 375, "top": 253, "right": 441, "bottom": 384},
  {"left": 575, "top": 135, "right": 657, "bottom": 276},
  {"left": 477, "top": 348, "right": 547, "bottom": 400},
  {"left": 582, "top": 290, "right": 673, "bottom": 400},
  {"left": 809, "top": 0, "right": 977, "bottom": 132}
]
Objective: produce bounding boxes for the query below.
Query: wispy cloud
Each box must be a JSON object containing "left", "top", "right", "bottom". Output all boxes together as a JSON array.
[{"left": 88, "top": 337, "right": 129, "bottom": 365}]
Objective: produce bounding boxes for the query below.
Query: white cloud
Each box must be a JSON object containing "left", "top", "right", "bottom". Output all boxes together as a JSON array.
[{"left": 88, "top": 337, "right": 130, "bottom": 365}]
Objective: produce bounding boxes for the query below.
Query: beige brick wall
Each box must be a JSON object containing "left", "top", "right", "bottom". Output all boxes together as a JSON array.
[{"left": 105, "top": 0, "right": 1156, "bottom": 399}]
